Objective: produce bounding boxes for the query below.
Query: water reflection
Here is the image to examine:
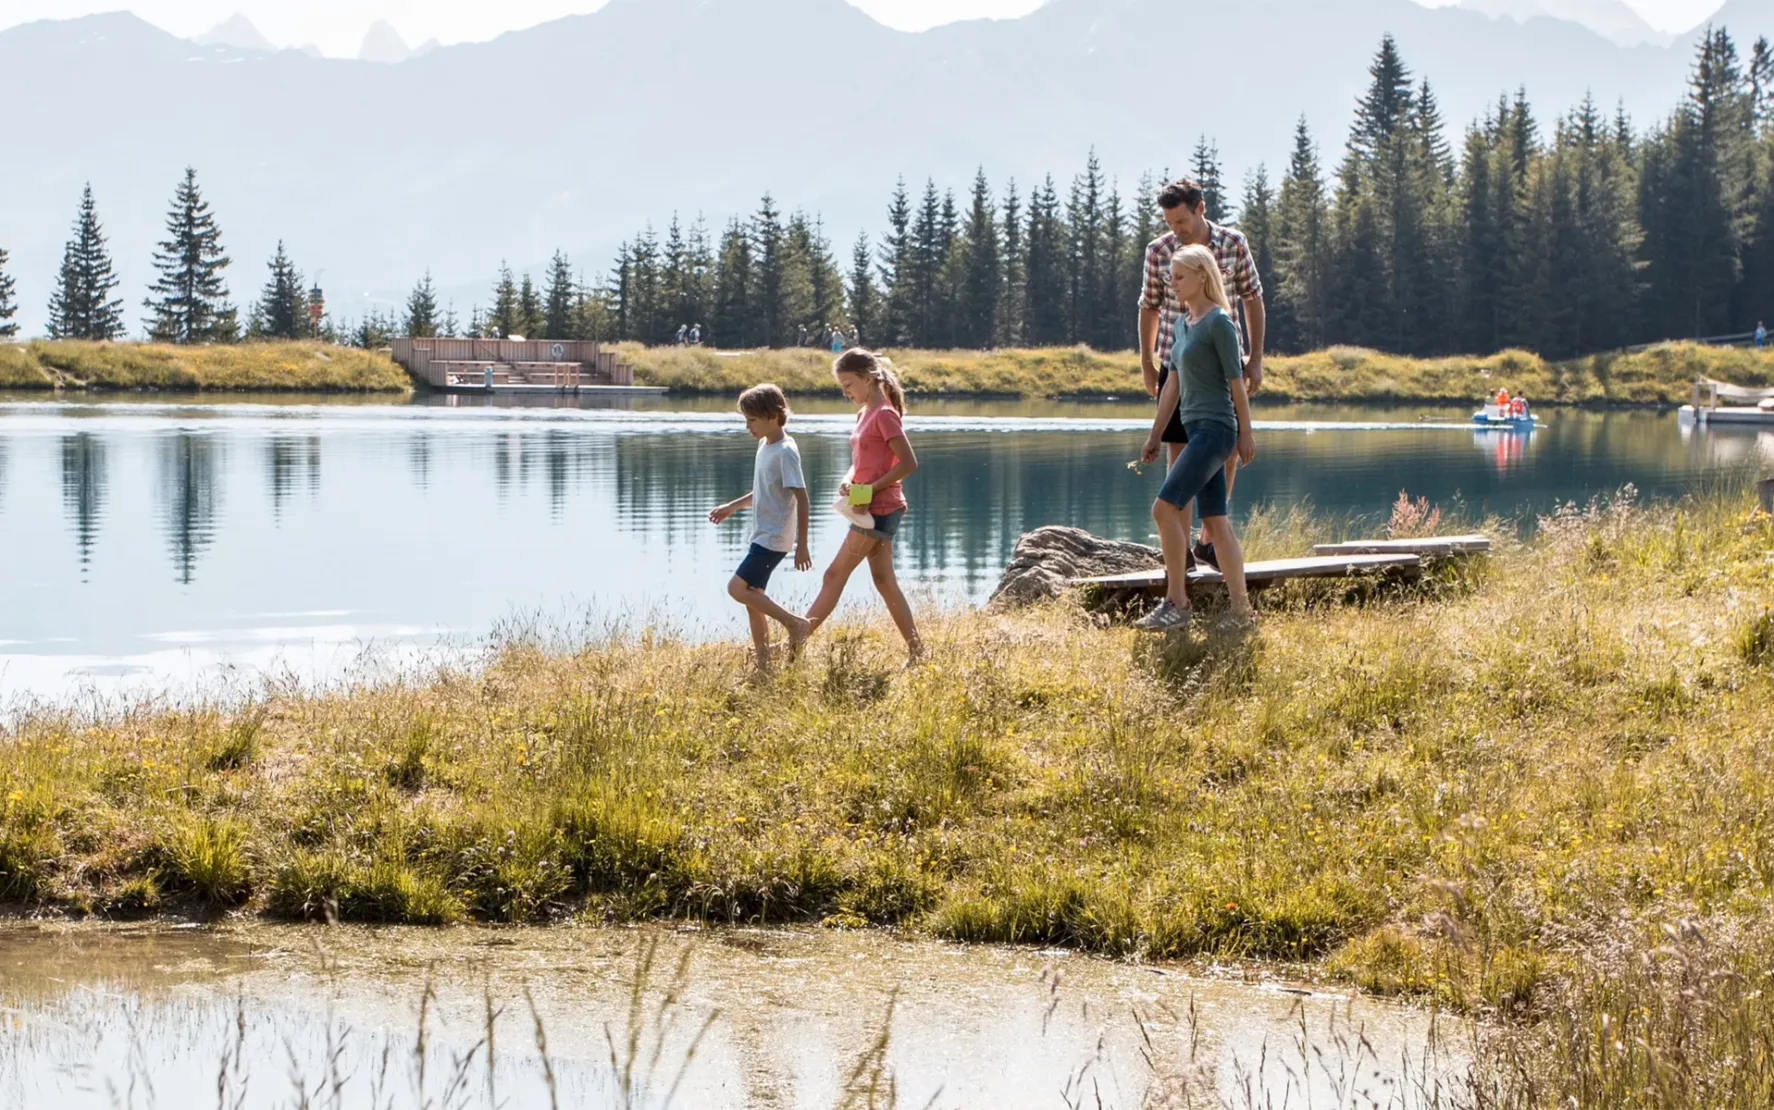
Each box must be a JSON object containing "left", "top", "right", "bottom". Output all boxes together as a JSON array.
[
  {"left": 0, "top": 400, "right": 1760, "bottom": 698},
  {"left": 59, "top": 433, "right": 105, "bottom": 573},
  {"left": 266, "top": 435, "right": 321, "bottom": 516},
  {"left": 157, "top": 432, "right": 220, "bottom": 586}
]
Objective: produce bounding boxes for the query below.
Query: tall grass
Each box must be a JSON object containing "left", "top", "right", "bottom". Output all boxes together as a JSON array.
[
  {"left": 1, "top": 340, "right": 410, "bottom": 392},
  {"left": 619, "top": 341, "right": 1771, "bottom": 403},
  {"left": 1, "top": 491, "right": 1771, "bottom": 1106}
]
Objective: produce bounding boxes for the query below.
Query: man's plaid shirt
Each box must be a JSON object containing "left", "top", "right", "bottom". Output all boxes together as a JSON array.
[{"left": 1138, "top": 223, "right": 1264, "bottom": 365}]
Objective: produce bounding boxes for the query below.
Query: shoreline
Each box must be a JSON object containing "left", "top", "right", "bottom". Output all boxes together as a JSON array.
[{"left": 6, "top": 338, "right": 1771, "bottom": 408}]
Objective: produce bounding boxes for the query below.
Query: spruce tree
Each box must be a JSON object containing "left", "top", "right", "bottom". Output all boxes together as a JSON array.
[
  {"left": 47, "top": 184, "right": 125, "bottom": 341},
  {"left": 998, "top": 180, "right": 1026, "bottom": 346},
  {"left": 1024, "top": 176, "right": 1069, "bottom": 345},
  {"left": 1191, "top": 138, "right": 1229, "bottom": 223},
  {"left": 712, "top": 220, "right": 754, "bottom": 347},
  {"left": 143, "top": 168, "right": 235, "bottom": 344},
  {"left": 1273, "top": 120, "right": 1331, "bottom": 353},
  {"left": 1065, "top": 153, "right": 1107, "bottom": 345},
  {"left": 517, "top": 274, "right": 543, "bottom": 338},
  {"left": 489, "top": 263, "right": 520, "bottom": 338},
  {"left": 959, "top": 169, "right": 1001, "bottom": 348},
  {"left": 254, "top": 241, "right": 307, "bottom": 340},
  {"left": 908, "top": 181, "right": 945, "bottom": 345},
  {"left": 0, "top": 247, "right": 17, "bottom": 338},
  {"left": 847, "top": 232, "right": 880, "bottom": 345},
  {"left": 749, "top": 196, "right": 786, "bottom": 346},
  {"left": 544, "top": 250, "right": 577, "bottom": 340},
  {"left": 879, "top": 178, "right": 914, "bottom": 345},
  {"left": 404, "top": 271, "right": 439, "bottom": 338}
]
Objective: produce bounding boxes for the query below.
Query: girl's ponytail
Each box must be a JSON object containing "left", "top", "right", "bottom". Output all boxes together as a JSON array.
[{"left": 833, "top": 348, "right": 907, "bottom": 415}]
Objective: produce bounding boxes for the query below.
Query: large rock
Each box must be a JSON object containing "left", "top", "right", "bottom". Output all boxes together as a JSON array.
[{"left": 990, "top": 526, "right": 1162, "bottom": 609}]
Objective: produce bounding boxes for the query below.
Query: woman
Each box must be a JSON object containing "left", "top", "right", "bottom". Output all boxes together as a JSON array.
[{"left": 1135, "top": 244, "right": 1257, "bottom": 630}]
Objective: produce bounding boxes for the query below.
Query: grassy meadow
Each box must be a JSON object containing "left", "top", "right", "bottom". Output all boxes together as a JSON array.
[
  {"left": 4, "top": 337, "right": 1770, "bottom": 404},
  {"left": 0, "top": 340, "right": 411, "bottom": 392},
  {"left": 621, "top": 340, "right": 1774, "bottom": 405},
  {"left": 2, "top": 489, "right": 1772, "bottom": 1102}
]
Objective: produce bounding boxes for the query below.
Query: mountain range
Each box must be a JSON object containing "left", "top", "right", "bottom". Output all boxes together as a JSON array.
[{"left": 5, "top": 0, "right": 1774, "bottom": 337}]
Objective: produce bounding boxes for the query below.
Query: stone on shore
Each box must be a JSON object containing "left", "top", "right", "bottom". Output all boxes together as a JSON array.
[{"left": 989, "top": 526, "right": 1161, "bottom": 608}]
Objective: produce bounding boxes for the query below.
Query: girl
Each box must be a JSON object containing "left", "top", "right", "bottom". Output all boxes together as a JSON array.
[
  {"left": 804, "top": 349, "right": 924, "bottom": 661},
  {"left": 1136, "top": 244, "right": 1258, "bottom": 630}
]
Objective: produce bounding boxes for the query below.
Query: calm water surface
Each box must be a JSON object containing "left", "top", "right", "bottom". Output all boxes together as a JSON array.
[
  {"left": 0, "top": 923, "right": 1466, "bottom": 1109},
  {"left": 1, "top": 394, "right": 1767, "bottom": 699}
]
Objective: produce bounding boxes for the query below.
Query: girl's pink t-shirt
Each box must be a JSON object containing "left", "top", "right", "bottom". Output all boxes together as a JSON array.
[{"left": 851, "top": 404, "right": 908, "bottom": 515}]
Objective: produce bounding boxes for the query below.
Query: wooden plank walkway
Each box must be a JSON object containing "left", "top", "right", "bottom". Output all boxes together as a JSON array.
[
  {"left": 1310, "top": 535, "right": 1491, "bottom": 557},
  {"left": 1075, "top": 553, "right": 1424, "bottom": 596}
]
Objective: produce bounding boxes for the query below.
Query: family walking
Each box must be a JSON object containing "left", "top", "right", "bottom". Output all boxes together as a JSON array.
[{"left": 711, "top": 176, "right": 1264, "bottom": 669}]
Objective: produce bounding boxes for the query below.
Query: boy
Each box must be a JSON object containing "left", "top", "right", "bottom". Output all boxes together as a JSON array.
[{"left": 708, "top": 383, "right": 812, "bottom": 671}]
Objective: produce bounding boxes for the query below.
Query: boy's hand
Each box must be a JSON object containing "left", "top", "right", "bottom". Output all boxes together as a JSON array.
[
  {"left": 709, "top": 504, "right": 734, "bottom": 525},
  {"left": 795, "top": 541, "right": 812, "bottom": 572}
]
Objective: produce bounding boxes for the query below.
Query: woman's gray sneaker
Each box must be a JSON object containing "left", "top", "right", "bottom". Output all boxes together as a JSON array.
[{"left": 1134, "top": 600, "right": 1192, "bottom": 631}]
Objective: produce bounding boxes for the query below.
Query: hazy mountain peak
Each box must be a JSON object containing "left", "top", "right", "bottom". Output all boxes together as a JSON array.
[
  {"left": 1457, "top": 0, "right": 1673, "bottom": 46},
  {"left": 358, "top": 20, "right": 413, "bottom": 64},
  {"left": 191, "top": 13, "right": 277, "bottom": 52}
]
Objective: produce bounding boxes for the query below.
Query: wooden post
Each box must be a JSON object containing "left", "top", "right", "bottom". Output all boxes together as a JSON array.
[{"left": 1759, "top": 476, "right": 1773, "bottom": 514}]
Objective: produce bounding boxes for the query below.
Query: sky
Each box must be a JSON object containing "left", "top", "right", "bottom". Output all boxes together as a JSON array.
[{"left": 0, "top": 0, "right": 1732, "bottom": 56}]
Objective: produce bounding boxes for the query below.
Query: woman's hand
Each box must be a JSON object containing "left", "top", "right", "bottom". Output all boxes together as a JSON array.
[
  {"left": 1140, "top": 434, "right": 1162, "bottom": 467},
  {"left": 1237, "top": 430, "right": 1257, "bottom": 467}
]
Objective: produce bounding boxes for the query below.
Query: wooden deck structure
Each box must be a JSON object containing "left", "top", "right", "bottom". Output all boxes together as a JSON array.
[
  {"left": 1073, "top": 536, "right": 1492, "bottom": 602},
  {"left": 389, "top": 338, "right": 663, "bottom": 396}
]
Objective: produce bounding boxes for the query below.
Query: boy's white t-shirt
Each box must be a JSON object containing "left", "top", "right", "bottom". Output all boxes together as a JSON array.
[{"left": 750, "top": 435, "right": 806, "bottom": 554}]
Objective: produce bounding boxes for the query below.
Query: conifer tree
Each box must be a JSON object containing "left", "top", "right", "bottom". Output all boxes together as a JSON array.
[
  {"left": 1191, "top": 138, "right": 1229, "bottom": 223},
  {"left": 47, "top": 184, "right": 125, "bottom": 341},
  {"left": 959, "top": 169, "right": 1001, "bottom": 348},
  {"left": 879, "top": 178, "right": 914, "bottom": 346},
  {"left": 1065, "top": 153, "right": 1107, "bottom": 346},
  {"left": 143, "top": 168, "right": 235, "bottom": 344},
  {"left": 253, "top": 241, "right": 307, "bottom": 341},
  {"left": 1272, "top": 119, "right": 1331, "bottom": 353},
  {"left": 544, "top": 250, "right": 577, "bottom": 339},
  {"left": 404, "top": 271, "right": 439, "bottom": 338},
  {"left": 712, "top": 220, "right": 754, "bottom": 347},
  {"left": 0, "top": 247, "right": 17, "bottom": 338},
  {"left": 517, "top": 274, "right": 543, "bottom": 338},
  {"left": 998, "top": 180, "right": 1026, "bottom": 346},
  {"left": 1024, "top": 176, "right": 1069, "bottom": 345},
  {"left": 847, "top": 232, "right": 880, "bottom": 345},
  {"left": 489, "top": 263, "right": 520, "bottom": 338}
]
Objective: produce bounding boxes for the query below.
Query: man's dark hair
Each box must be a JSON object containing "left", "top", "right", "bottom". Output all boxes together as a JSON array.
[{"left": 1157, "top": 179, "right": 1206, "bottom": 212}]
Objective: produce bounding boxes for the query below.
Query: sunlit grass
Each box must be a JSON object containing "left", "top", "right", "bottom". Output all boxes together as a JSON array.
[
  {"left": 5, "top": 340, "right": 410, "bottom": 392},
  {"left": 1, "top": 488, "right": 1771, "bottom": 1105}
]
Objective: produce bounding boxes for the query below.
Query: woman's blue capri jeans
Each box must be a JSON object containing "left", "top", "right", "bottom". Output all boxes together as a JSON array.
[{"left": 1156, "top": 419, "right": 1237, "bottom": 519}]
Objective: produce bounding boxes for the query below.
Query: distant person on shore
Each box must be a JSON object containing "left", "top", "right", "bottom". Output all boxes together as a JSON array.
[
  {"left": 1136, "top": 245, "right": 1258, "bottom": 631},
  {"left": 708, "top": 383, "right": 813, "bottom": 672},
  {"left": 1757, "top": 321, "right": 1766, "bottom": 348},
  {"left": 830, "top": 326, "right": 845, "bottom": 354},
  {"left": 804, "top": 349, "right": 923, "bottom": 663},
  {"left": 1137, "top": 178, "right": 1266, "bottom": 570},
  {"left": 676, "top": 323, "right": 688, "bottom": 346},
  {"left": 798, "top": 324, "right": 809, "bottom": 348},
  {"left": 690, "top": 322, "right": 702, "bottom": 346}
]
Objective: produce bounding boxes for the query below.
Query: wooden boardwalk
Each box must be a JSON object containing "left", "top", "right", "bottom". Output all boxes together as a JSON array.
[
  {"left": 389, "top": 338, "right": 663, "bottom": 396},
  {"left": 1073, "top": 536, "right": 1491, "bottom": 600}
]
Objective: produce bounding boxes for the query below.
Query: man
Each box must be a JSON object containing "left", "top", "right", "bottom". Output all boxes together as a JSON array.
[{"left": 1136, "top": 178, "right": 1267, "bottom": 567}]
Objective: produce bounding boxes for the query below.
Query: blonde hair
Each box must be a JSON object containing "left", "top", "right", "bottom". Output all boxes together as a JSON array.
[
  {"left": 832, "top": 347, "right": 906, "bottom": 415},
  {"left": 1171, "top": 245, "right": 1233, "bottom": 318}
]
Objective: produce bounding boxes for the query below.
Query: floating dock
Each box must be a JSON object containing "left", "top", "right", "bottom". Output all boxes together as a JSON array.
[
  {"left": 1683, "top": 378, "right": 1774, "bottom": 426},
  {"left": 1073, "top": 535, "right": 1491, "bottom": 602},
  {"left": 390, "top": 338, "right": 666, "bottom": 396}
]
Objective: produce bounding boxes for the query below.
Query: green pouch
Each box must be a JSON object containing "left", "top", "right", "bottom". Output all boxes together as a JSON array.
[{"left": 848, "top": 482, "right": 875, "bottom": 507}]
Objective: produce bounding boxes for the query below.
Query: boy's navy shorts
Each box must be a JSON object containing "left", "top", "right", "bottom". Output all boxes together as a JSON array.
[{"left": 735, "top": 543, "right": 789, "bottom": 590}]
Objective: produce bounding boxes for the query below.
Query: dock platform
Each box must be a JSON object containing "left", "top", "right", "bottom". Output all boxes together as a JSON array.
[
  {"left": 1073, "top": 535, "right": 1491, "bottom": 602},
  {"left": 390, "top": 338, "right": 663, "bottom": 396}
]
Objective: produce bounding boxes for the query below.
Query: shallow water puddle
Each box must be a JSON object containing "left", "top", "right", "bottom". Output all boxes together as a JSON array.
[{"left": 0, "top": 923, "right": 1467, "bottom": 1108}]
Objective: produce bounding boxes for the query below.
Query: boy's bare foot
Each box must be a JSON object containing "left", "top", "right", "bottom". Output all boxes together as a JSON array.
[{"left": 787, "top": 617, "right": 811, "bottom": 658}]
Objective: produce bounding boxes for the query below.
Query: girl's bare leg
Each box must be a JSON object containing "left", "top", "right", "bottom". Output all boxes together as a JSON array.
[
  {"left": 806, "top": 531, "right": 878, "bottom": 634},
  {"left": 1201, "top": 515, "right": 1254, "bottom": 619},
  {"left": 1151, "top": 498, "right": 1195, "bottom": 612},
  {"left": 866, "top": 541, "right": 923, "bottom": 660}
]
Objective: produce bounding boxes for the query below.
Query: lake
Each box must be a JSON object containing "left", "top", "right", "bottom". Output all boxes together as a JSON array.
[
  {"left": 0, "top": 923, "right": 1468, "bottom": 1109},
  {"left": 1, "top": 393, "right": 1767, "bottom": 701}
]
